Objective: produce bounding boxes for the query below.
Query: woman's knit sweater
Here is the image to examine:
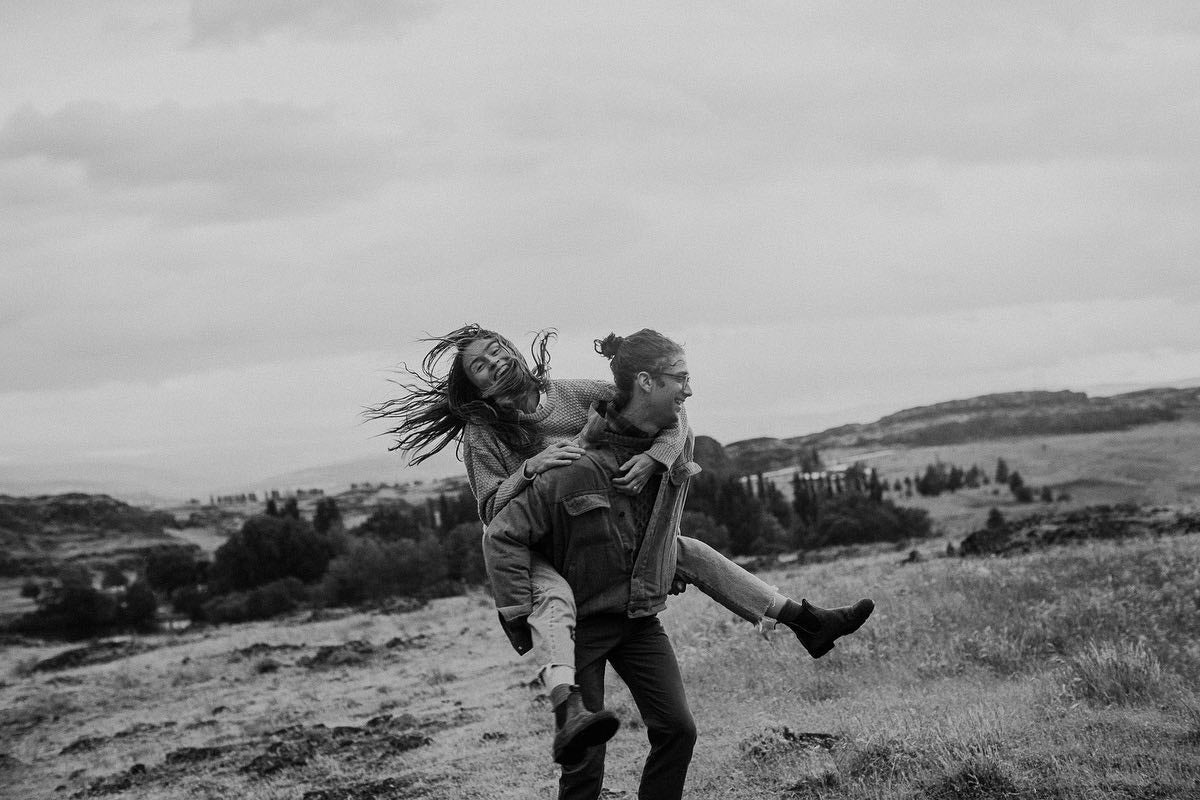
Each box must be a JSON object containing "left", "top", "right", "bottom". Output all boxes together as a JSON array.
[{"left": 462, "top": 378, "right": 688, "bottom": 524}]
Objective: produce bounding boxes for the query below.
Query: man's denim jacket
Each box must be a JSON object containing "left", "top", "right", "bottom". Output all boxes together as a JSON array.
[{"left": 483, "top": 405, "right": 701, "bottom": 654}]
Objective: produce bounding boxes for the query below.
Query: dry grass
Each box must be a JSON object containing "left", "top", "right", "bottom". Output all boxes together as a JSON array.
[{"left": 4, "top": 526, "right": 1200, "bottom": 798}]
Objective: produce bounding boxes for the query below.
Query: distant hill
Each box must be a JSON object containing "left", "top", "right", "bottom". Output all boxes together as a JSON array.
[{"left": 724, "top": 386, "right": 1200, "bottom": 476}]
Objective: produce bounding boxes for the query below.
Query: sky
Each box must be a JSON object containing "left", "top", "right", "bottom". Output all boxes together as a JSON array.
[{"left": 2, "top": 1, "right": 1199, "bottom": 499}]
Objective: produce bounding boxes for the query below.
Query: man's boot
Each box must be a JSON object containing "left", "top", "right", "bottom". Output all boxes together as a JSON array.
[
  {"left": 550, "top": 684, "right": 619, "bottom": 765},
  {"left": 780, "top": 598, "right": 875, "bottom": 659}
]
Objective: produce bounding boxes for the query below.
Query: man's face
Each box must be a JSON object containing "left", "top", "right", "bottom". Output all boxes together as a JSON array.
[
  {"left": 645, "top": 355, "right": 692, "bottom": 429},
  {"left": 461, "top": 337, "right": 517, "bottom": 394}
]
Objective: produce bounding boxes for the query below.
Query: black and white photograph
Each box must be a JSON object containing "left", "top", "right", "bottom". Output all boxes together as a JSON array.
[{"left": 3, "top": 3, "right": 1199, "bottom": 798}]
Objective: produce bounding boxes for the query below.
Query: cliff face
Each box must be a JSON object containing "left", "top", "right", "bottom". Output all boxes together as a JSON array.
[{"left": 723, "top": 386, "right": 1200, "bottom": 476}]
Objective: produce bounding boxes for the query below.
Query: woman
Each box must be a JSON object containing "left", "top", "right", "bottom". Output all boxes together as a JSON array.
[{"left": 367, "top": 324, "right": 873, "bottom": 763}]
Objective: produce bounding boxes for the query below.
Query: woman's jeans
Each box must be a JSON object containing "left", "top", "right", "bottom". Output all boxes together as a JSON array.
[{"left": 528, "top": 536, "right": 776, "bottom": 677}]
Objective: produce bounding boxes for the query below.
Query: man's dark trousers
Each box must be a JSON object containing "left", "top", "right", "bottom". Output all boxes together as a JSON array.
[{"left": 558, "top": 614, "right": 696, "bottom": 800}]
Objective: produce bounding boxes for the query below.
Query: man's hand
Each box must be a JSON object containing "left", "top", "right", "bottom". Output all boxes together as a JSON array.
[
  {"left": 613, "top": 453, "right": 660, "bottom": 495},
  {"left": 669, "top": 578, "right": 688, "bottom": 596}
]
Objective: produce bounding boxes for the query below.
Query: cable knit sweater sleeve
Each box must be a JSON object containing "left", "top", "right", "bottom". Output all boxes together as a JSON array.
[{"left": 463, "top": 423, "right": 529, "bottom": 525}]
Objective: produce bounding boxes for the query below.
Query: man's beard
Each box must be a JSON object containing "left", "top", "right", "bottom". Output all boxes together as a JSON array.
[{"left": 480, "top": 358, "right": 540, "bottom": 404}]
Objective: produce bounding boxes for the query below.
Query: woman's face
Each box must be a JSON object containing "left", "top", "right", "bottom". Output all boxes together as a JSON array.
[{"left": 460, "top": 336, "right": 517, "bottom": 394}]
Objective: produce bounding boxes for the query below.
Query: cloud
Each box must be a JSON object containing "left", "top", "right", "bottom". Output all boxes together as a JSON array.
[
  {"left": 188, "top": 0, "right": 439, "bottom": 46},
  {"left": 0, "top": 100, "right": 399, "bottom": 221}
]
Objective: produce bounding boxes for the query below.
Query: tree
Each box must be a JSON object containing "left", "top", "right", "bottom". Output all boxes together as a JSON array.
[
  {"left": 355, "top": 503, "right": 427, "bottom": 541},
  {"left": 101, "top": 564, "right": 128, "bottom": 589},
  {"left": 265, "top": 498, "right": 280, "bottom": 517},
  {"left": 209, "top": 514, "right": 336, "bottom": 594},
  {"left": 312, "top": 497, "right": 343, "bottom": 535},
  {"left": 995, "top": 458, "right": 1010, "bottom": 485},
  {"left": 146, "top": 547, "right": 203, "bottom": 593},
  {"left": 120, "top": 580, "right": 158, "bottom": 628},
  {"left": 916, "top": 464, "right": 947, "bottom": 497},
  {"left": 681, "top": 511, "right": 730, "bottom": 553},
  {"left": 443, "top": 521, "right": 487, "bottom": 584},
  {"left": 282, "top": 497, "right": 300, "bottom": 520},
  {"left": 803, "top": 493, "right": 931, "bottom": 548},
  {"left": 1008, "top": 471, "right": 1034, "bottom": 503},
  {"left": 986, "top": 507, "right": 1006, "bottom": 530}
]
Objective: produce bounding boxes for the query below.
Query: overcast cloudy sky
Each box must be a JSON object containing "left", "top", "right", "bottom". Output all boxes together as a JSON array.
[{"left": 3, "top": 2, "right": 1198, "bottom": 497}]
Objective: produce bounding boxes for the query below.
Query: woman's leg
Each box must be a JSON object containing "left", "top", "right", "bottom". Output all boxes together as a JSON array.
[
  {"left": 674, "top": 536, "right": 776, "bottom": 623},
  {"left": 675, "top": 536, "right": 874, "bottom": 657},
  {"left": 530, "top": 553, "right": 618, "bottom": 765},
  {"left": 529, "top": 553, "right": 577, "bottom": 687}
]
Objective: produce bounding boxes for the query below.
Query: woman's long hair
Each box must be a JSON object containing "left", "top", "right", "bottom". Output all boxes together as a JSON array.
[{"left": 363, "top": 324, "right": 556, "bottom": 465}]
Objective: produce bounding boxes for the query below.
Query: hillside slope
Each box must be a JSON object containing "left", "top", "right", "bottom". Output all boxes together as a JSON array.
[{"left": 725, "top": 386, "right": 1200, "bottom": 475}]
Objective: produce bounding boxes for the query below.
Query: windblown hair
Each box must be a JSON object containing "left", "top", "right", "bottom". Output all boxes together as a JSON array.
[
  {"left": 593, "top": 328, "right": 684, "bottom": 409},
  {"left": 364, "top": 324, "right": 556, "bottom": 465}
]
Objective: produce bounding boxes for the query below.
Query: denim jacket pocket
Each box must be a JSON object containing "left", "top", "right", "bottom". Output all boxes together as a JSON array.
[
  {"left": 559, "top": 490, "right": 623, "bottom": 606},
  {"left": 563, "top": 492, "right": 611, "bottom": 516}
]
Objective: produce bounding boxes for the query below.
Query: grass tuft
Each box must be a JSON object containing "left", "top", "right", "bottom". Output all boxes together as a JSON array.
[{"left": 1060, "top": 640, "right": 1177, "bottom": 706}]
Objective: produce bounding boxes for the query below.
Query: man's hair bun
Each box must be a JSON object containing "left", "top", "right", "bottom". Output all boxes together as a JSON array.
[{"left": 593, "top": 333, "right": 623, "bottom": 359}]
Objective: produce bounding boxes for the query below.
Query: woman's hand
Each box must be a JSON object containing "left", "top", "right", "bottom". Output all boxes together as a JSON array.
[
  {"left": 613, "top": 452, "right": 661, "bottom": 495},
  {"left": 523, "top": 441, "right": 585, "bottom": 478}
]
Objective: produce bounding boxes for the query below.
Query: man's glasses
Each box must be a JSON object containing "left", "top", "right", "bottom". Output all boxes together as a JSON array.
[{"left": 654, "top": 371, "right": 691, "bottom": 388}]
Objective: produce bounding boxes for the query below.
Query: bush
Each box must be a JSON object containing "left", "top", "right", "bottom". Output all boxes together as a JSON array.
[
  {"left": 321, "top": 535, "right": 448, "bottom": 607},
  {"left": 201, "top": 577, "right": 306, "bottom": 624},
  {"left": 120, "top": 580, "right": 158, "bottom": 629},
  {"left": 145, "top": 546, "right": 205, "bottom": 593},
  {"left": 209, "top": 514, "right": 335, "bottom": 593},
  {"left": 442, "top": 521, "right": 487, "bottom": 585},
  {"left": 803, "top": 493, "right": 932, "bottom": 548},
  {"left": 101, "top": 564, "right": 128, "bottom": 588},
  {"left": 681, "top": 511, "right": 730, "bottom": 553},
  {"left": 10, "top": 568, "right": 159, "bottom": 638}
]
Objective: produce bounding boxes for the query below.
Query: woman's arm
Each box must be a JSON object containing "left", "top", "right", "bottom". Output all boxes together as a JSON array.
[
  {"left": 464, "top": 425, "right": 531, "bottom": 525},
  {"left": 464, "top": 424, "right": 583, "bottom": 524}
]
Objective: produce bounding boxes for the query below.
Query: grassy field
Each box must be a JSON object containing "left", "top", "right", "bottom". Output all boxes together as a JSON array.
[{"left": 4, "top": 524, "right": 1200, "bottom": 799}]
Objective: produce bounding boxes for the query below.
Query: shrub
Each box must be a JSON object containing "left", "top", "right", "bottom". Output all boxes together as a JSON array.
[
  {"left": 209, "top": 514, "right": 335, "bottom": 593},
  {"left": 201, "top": 577, "right": 306, "bottom": 624},
  {"left": 100, "top": 564, "right": 129, "bottom": 588},
  {"left": 442, "top": 521, "right": 486, "bottom": 585},
  {"left": 145, "top": 546, "right": 205, "bottom": 593},
  {"left": 681, "top": 511, "right": 730, "bottom": 553},
  {"left": 20, "top": 580, "right": 41, "bottom": 599},
  {"left": 120, "top": 580, "right": 158, "bottom": 628},
  {"left": 803, "top": 493, "right": 932, "bottom": 548},
  {"left": 321, "top": 535, "right": 448, "bottom": 607}
]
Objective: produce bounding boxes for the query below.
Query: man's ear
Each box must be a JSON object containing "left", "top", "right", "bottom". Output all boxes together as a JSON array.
[{"left": 635, "top": 371, "right": 654, "bottom": 392}]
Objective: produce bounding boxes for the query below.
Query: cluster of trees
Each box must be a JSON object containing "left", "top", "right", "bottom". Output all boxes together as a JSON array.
[
  {"left": 683, "top": 459, "right": 931, "bottom": 556},
  {"left": 906, "top": 457, "right": 1064, "bottom": 505},
  {"left": 13, "top": 564, "right": 157, "bottom": 639},
  {"left": 911, "top": 462, "right": 992, "bottom": 496}
]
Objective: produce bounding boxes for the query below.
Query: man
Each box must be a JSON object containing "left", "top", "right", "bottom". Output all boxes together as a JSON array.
[{"left": 483, "top": 328, "right": 710, "bottom": 800}]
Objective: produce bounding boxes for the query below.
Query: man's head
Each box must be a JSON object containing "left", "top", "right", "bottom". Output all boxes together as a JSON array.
[{"left": 594, "top": 329, "right": 692, "bottom": 433}]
